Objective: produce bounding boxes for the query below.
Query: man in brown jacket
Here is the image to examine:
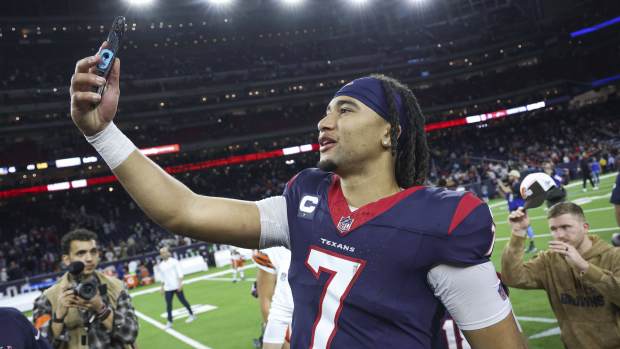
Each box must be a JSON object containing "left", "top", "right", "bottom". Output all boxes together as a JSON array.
[{"left": 502, "top": 202, "right": 620, "bottom": 349}]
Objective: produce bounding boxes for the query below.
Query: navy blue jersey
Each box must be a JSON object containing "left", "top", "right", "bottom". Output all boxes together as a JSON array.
[
  {"left": 611, "top": 173, "right": 620, "bottom": 205},
  {"left": 433, "top": 316, "right": 471, "bottom": 349},
  {"left": 0, "top": 307, "right": 52, "bottom": 349},
  {"left": 283, "top": 169, "right": 494, "bottom": 349}
]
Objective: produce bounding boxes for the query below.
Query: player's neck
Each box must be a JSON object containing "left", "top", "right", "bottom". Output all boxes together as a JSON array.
[{"left": 339, "top": 171, "right": 400, "bottom": 208}]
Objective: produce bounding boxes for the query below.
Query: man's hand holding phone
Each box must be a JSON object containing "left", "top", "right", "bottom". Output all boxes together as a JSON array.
[{"left": 70, "top": 17, "right": 125, "bottom": 137}]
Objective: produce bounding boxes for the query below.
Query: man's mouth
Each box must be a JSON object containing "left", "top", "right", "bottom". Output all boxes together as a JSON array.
[{"left": 319, "top": 136, "right": 337, "bottom": 152}]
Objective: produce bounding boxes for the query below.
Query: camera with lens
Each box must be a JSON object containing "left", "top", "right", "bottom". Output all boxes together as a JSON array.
[
  {"left": 74, "top": 279, "right": 99, "bottom": 300},
  {"left": 68, "top": 261, "right": 99, "bottom": 300}
]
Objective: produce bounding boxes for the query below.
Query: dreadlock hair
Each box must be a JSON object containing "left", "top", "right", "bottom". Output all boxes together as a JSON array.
[{"left": 371, "top": 74, "right": 429, "bottom": 188}]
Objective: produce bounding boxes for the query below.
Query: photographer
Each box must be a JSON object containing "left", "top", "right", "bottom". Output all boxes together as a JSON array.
[{"left": 32, "top": 229, "right": 138, "bottom": 349}]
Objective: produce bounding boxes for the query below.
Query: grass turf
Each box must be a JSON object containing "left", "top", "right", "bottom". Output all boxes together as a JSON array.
[{"left": 26, "top": 174, "right": 618, "bottom": 349}]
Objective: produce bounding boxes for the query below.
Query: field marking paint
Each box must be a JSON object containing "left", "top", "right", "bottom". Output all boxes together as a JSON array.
[
  {"left": 565, "top": 172, "right": 616, "bottom": 188},
  {"left": 488, "top": 172, "right": 616, "bottom": 209},
  {"left": 529, "top": 326, "right": 561, "bottom": 340},
  {"left": 495, "top": 226, "right": 618, "bottom": 242},
  {"left": 201, "top": 277, "right": 257, "bottom": 282},
  {"left": 130, "top": 264, "right": 256, "bottom": 297},
  {"left": 160, "top": 304, "right": 217, "bottom": 320},
  {"left": 516, "top": 316, "right": 557, "bottom": 323},
  {"left": 135, "top": 310, "right": 213, "bottom": 349},
  {"left": 495, "top": 206, "right": 613, "bottom": 225}
]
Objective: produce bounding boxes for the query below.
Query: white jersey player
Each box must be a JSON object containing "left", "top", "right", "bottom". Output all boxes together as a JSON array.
[{"left": 253, "top": 247, "right": 293, "bottom": 349}]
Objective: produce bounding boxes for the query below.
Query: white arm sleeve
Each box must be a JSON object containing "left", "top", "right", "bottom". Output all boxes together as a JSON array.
[
  {"left": 256, "top": 196, "right": 290, "bottom": 249},
  {"left": 427, "top": 262, "right": 512, "bottom": 331}
]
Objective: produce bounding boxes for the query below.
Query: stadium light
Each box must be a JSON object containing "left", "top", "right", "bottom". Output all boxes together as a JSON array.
[
  {"left": 407, "top": 0, "right": 430, "bottom": 9},
  {"left": 208, "top": 0, "right": 234, "bottom": 6},
  {"left": 347, "top": 0, "right": 370, "bottom": 6},
  {"left": 280, "top": 0, "right": 305, "bottom": 6},
  {"left": 125, "top": 0, "right": 155, "bottom": 6}
]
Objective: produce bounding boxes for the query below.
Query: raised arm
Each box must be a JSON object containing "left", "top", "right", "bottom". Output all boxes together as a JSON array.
[
  {"left": 501, "top": 208, "right": 545, "bottom": 289},
  {"left": 70, "top": 48, "right": 261, "bottom": 248}
]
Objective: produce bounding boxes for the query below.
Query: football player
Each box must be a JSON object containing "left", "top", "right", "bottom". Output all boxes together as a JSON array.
[
  {"left": 231, "top": 249, "right": 246, "bottom": 282},
  {"left": 254, "top": 248, "right": 293, "bottom": 349},
  {"left": 70, "top": 49, "right": 526, "bottom": 348}
]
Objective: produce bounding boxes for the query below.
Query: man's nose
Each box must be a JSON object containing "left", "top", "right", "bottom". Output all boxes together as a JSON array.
[{"left": 318, "top": 112, "right": 336, "bottom": 132}]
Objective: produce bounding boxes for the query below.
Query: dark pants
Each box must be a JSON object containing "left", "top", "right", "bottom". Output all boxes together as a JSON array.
[
  {"left": 165, "top": 290, "right": 193, "bottom": 322},
  {"left": 582, "top": 173, "right": 595, "bottom": 188}
]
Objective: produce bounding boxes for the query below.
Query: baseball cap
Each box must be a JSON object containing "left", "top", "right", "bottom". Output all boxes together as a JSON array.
[
  {"left": 508, "top": 170, "right": 520, "bottom": 178},
  {"left": 519, "top": 172, "right": 557, "bottom": 209}
]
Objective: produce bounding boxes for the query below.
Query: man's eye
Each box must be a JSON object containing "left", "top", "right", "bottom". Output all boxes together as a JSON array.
[{"left": 340, "top": 108, "right": 351, "bottom": 114}]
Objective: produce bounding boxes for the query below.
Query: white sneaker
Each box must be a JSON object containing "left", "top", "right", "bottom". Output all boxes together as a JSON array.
[
  {"left": 165, "top": 321, "right": 172, "bottom": 329},
  {"left": 582, "top": 188, "right": 587, "bottom": 192},
  {"left": 185, "top": 315, "right": 196, "bottom": 323},
  {"left": 594, "top": 186, "right": 599, "bottom": 190}
]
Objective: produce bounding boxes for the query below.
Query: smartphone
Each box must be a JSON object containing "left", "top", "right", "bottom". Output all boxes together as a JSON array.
[{"left": 94, "top": 16, "right": 126, "bottom": 96}]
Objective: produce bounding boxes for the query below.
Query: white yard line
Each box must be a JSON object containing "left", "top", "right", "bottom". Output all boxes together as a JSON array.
[
  {"left": 495, "top": 206, "right": 613, "bottom": 225},
  {"left": 565, "top": 172, "right": 617, "bottom": 188},
  {"left": 130, "top": 265, "right": 258, "bottom": 349},
  {"left": 528, "top": 326, "right": 561, "bottom": 340},
  {"left": 201, "top": 277, "right": 257, "bottom": 282},
  {"left": 135, "top": 310, "right": 213, "bottom": 349},
  {"left": 130, "top": 264, "right": 257, "bottom": 297},
  {"left": 488, "top": 172, "right": 616, "bottom": 209},
  {"left": 495, "top": 226, "right": 618, "bottom": 242},
  {"left": 516, "top": 316, "right": 557, "bottom": 323}
]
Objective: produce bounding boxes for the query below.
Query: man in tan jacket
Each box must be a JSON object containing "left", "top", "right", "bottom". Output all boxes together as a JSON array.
[{"left": 502, "top": 202, "right": 620, "bottom": 349}]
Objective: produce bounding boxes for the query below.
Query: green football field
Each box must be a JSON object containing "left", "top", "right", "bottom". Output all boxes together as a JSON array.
[{"left": 55, "top": 173, "right": 620, "bottom": 349}]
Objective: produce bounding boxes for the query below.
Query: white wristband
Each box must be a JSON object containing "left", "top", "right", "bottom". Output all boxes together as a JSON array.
[{"left": 85, "top": 122, "right": 137, "bottom": 170}]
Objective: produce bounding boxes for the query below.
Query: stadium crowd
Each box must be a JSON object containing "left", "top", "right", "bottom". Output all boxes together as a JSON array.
[{"left": 1, "top": 98, "right": 618, "bottom": 283}]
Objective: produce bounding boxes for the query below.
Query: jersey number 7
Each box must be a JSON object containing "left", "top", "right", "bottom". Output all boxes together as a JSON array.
[{"left": 304, "top": 246, "right": 366, "bottom": 349}]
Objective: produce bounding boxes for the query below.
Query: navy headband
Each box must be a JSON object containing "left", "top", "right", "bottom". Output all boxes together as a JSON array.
[{"left": 334, "top": 76, "right": 409, "bottom": 136}]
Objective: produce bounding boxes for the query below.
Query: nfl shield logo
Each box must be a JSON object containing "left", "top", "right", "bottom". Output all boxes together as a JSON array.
[{"left": 337, "top": 216, "right": 354, "bottom": 233}]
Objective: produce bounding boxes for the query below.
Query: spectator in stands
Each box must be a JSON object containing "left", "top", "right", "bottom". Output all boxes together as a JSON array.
[
  {"left": 156, "top": 246, "right": 196, "bottom": 330},
  {"left": 1, "top": 100, "right": 619, "bottom": 283},
  {"left": 501, "top": 203, "right": 620, "bottom": 349},
  {"left": 7, "top": 260, "right": 24, "bottom": 281},
  {"left": 32, "top": 229, "right": 138, "bottom": 349}
]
